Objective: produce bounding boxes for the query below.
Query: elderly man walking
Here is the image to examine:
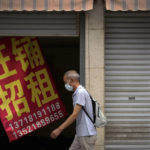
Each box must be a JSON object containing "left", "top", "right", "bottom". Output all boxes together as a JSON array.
[{"left": 50, "top": 70, "right": 97, "bottom": 150}]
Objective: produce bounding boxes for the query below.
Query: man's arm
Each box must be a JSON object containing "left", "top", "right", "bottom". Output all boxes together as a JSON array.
[{"left": 50, "top": 104, "right": 82, "bottom": 139}]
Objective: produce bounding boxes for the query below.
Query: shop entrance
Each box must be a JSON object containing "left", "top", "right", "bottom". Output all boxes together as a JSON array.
[{"left": 0, "top": 36, "right": 79, "bottom": 150}]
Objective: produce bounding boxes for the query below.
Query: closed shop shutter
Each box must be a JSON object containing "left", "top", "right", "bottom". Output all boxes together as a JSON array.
[
  {"left": 0, "top": 12, "right": 79, "bottom": 36},
  {"left": 105, "top": 11, "right": 150, "bottom": 150}
]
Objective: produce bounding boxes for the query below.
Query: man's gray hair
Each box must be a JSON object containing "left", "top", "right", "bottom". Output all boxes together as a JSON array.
[{"left": 64, "top": 70, "right": 80, "bottom": 81}]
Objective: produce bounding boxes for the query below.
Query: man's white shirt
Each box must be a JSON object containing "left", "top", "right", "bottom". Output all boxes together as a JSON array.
[{"left": 72, "top": 85, "right": 97, "bottom": 136}]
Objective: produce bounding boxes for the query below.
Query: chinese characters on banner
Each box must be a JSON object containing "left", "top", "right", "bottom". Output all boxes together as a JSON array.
[{"left": 0, "top": 37, "right": 67, "bottom": 142}]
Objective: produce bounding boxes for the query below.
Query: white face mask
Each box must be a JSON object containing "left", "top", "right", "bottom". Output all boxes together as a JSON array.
[{"left": 65, "top": 83, "right": 73, "bottom": 92}]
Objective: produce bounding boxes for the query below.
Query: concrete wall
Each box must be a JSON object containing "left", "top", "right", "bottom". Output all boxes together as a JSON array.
[{"left": 85, "top": 0, "right": 105, "bottom": 150}]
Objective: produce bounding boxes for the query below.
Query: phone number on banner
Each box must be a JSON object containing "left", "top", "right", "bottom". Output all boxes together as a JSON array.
[{"left": 8, "top": 102, "right": 64, "bottom": 139}]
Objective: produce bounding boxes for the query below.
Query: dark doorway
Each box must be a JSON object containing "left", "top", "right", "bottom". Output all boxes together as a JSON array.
[{"left": 0, "top": 36, "right": 79, "bottom": 150}]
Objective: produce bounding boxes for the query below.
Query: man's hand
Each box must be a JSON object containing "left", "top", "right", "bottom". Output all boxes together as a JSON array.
[
  {"left": 50, "top": 128, "right": 62, "bottom": 139},
  {"left": 50, "top": 104, "right": 82, "bottom": 139}
]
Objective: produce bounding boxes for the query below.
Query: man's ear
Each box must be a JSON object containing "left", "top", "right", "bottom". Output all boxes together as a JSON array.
[{"left": 70, "top": 78, "right": 74, "bottom": 83}]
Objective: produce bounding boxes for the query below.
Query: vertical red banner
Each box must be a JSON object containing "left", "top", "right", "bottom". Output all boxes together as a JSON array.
[{"left": 0, "top": 37, "right": 67, "bottom": 142}]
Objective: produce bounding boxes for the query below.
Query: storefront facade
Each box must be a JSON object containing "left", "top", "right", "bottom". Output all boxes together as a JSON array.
[
  {"left": 85, "top": 0, "right": 150, "bottom": 150},
  {"left": 0, "top": 0, "right": 92, "bottom": 149},
  {"left": 104, "top": 0, "right": 150, "bottom": 150},
  {"left": 0, "top": 0, "right": 150, "bottom": 150}
]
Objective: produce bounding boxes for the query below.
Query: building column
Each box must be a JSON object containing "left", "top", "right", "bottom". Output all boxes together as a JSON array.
[{"left": 85, "top": 0, "right": 105, "bottom": 150}]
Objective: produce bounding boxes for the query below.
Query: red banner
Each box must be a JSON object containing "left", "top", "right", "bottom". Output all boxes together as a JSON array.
[{"left": 0, "top": 37, "right": 67, "bottom": 142}]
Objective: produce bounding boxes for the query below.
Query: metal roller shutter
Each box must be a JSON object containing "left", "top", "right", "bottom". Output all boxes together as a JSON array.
[
  {"left": 0, "top": 12, "right": 79, "bottom": 36},
  {"left": 105, "top": 11, "right": 150, "bottom": 150}
]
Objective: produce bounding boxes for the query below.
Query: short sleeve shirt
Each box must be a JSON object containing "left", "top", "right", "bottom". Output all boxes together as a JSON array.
[{"left": 72, "top": 85, "right": 97, "bottom": 136}]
